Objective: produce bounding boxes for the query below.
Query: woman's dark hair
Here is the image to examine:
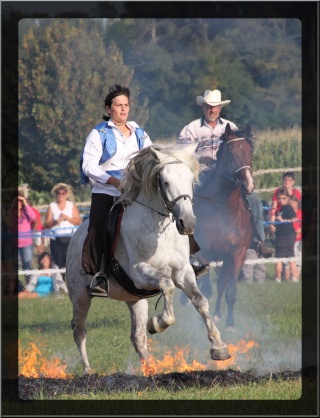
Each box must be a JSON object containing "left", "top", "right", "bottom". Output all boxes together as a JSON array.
[
  {"left": 102, "top": 84, "right": 130, "bottom": 121},
  {"left": 38, "top": 251, "right": 52, "bottom": 268}
]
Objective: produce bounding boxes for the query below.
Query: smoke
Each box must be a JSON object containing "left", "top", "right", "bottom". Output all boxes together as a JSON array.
[{"left": 144, "top": 286, "right": 302, "bottom": 376}]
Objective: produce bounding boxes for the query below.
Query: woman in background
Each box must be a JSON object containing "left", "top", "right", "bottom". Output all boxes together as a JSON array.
[{"left": 44, "top": 183, "right": 82, "bottom": 270}]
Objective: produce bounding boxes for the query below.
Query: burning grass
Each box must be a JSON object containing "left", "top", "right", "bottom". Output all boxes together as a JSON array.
[
  {"left": 17, "top": 367, "right": 313, "bottom": 400},
  {"left": 18, "top": 338, "right": 259, "bottom": 379},
  {"left": 16, "top": 338, "right": 309, "bottom": 401}
]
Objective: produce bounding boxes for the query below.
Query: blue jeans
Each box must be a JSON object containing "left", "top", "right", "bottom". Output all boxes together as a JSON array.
[
  {"left": 246, "top": 191, "right": 265, "bottom": 242},
  {"left": 18, "top": 244, "right": 34, "bottom": 284}
]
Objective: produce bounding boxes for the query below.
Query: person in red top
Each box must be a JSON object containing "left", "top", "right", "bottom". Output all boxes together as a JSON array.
[
  {"left": 269, "top": 171, "right": 301, "bottom": 237},
  {"left": 284, "top": 195, "right": 302, "bottom": 282}
]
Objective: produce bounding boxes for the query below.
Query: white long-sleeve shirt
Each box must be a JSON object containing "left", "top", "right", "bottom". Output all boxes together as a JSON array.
[
  {"left": 82, "top": 120, "right": 153, "bottom": 196},
  {"left": 178, "top": 117, "right": 238, "bottom": 161}
]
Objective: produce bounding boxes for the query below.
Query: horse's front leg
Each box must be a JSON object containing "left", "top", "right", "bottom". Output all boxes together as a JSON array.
[
  {"left": 126, "top": 299, "right": 149, "bottom": 361},
  {"left": 224, "top": 253, "right": 246, "bottom": 328},
  {"left": 213, "top": 264, "right": 228, "bottom": 321},
  {"left": 71, "top": 293, "right": 92, "bottom": 374},
  {"left": 177, "top": 267, "right": 231, "bottom": 361},
  {"left": 132, "top": 263, "right": 175, "bottom": 334}
]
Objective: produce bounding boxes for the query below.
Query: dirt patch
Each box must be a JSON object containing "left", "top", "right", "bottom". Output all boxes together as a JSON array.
[{"left": 17, "top": 366, "right": 316, "bottom": 400}]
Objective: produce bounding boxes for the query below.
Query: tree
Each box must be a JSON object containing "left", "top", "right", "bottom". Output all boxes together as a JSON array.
[{"left": 19, "top": 19, "right": 136, "bottom": 192}]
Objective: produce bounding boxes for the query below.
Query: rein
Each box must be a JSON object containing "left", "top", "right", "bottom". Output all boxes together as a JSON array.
[{"left": 194, "top": 192, "right": 252, "bottom": 216}]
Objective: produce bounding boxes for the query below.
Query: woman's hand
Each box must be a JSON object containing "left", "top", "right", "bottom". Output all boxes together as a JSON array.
[{"left": 107, "top": 177, "right": 121, "bottom": 189}]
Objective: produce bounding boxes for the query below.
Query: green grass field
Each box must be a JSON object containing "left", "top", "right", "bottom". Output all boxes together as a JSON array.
[
  {"left": 16, "top": 267, "right": 305, "bottom": 394},
  {"left": 1, "top": 258, "right": 317, "bottom": 417}
]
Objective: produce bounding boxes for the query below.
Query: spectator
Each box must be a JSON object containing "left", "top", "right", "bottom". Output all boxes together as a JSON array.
[
  {"left": 28, "top": 198, "right": 45, "bottom": 255},
  {"left": 269, "top": 171, "right": 301, "bottom": 236},
  {"left": 20, "top": 251, "right": 68, "bottom": 297},
  {"left": 1, "top": 201, "right": 24, "bottom": 295},
  {"left": 44, "top": 183, "right": 82, "bottom": 270},
  {"left": 273, "top": 187, "right": 297, "bottom": 283},
  {"left": 284, "top": 195, "right": 302, "bottom": 282},
  {"left": 6, "top": 192, "right": 36, "bottom": 285}
]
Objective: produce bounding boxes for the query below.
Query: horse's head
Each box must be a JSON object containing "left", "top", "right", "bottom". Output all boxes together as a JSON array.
[
  {"left": 217, "top": 123, "right": 255, "bottom": 195},
  {"left": 151, "top": 144, "right": 199, "bottom": 235}
]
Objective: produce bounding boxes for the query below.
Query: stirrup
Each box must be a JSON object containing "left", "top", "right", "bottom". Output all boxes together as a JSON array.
[
  {"left": 190, "top": 255, "right": 210, "bottom": 280},
  {"left": 89, "top": 255, "right": 109, "bottom": 298},
  {"left": 89, "top": 272, "right": 109, "bottom": 297}
]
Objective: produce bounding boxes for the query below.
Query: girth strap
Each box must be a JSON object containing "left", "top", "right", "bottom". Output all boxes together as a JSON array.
[{"left": 104, "top": 203, "right": 161, "bottom": 299}]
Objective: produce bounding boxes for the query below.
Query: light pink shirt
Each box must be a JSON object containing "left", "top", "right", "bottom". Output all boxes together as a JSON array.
[{"left": 10, "top": 204, "right": 37, "bottom": 248}]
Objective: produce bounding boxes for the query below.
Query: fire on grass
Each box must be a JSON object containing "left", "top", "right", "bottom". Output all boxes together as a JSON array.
[{"left": 19, "top": 338, "right": 258, "bottom": 378}]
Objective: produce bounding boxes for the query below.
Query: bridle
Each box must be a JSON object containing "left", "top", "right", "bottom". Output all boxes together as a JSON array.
[
  {"left": 134, "top": 160, "right": 194, "bottom": 221},
  {"left": 218, "top": 137, "right": 252, "bottom": 184}
]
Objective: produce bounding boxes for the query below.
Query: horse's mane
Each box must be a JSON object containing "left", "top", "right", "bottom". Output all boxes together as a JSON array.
[{"left": 118, "top": 144, "right": 200, "bottom": 204}]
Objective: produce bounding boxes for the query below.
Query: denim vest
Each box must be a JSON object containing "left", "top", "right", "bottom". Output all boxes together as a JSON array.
[{"left": 80, "top": 122, "right": 145, "bottom": 184}]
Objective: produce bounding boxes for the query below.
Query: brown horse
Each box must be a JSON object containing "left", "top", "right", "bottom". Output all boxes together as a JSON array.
[{"left": 192, "top": 123, "right": 254, "bottom": 328}]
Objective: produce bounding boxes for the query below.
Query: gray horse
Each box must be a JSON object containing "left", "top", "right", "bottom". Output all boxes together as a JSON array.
[{"left": 66, "top": 144, "right": 230, "bottom": 374}]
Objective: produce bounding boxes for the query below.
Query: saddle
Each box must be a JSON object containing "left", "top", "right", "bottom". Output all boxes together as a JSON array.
[{"left": 102, "top": 202, "right": 161, "bottom": 299}]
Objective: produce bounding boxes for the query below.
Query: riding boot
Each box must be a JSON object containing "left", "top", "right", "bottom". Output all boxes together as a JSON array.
[
  {"left": 192, "top": 264, "right": 210, "bottom": 279},
  {"left": 89, "top": 255, "right": 109, "bottom": 297},
  {"left": 251, "top": 240, "right": 273, "bottom": 258}
]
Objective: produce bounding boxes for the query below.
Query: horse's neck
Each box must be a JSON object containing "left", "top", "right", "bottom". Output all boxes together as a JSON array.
[
  {"left": 211, "top": 170, "right": 240, "bottom": 201},
  {"left": 136, "top": 190, "right": 167, "bottom": 214}
]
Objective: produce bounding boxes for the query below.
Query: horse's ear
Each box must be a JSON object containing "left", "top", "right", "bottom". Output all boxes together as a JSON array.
[
  {"left": 245, "top": 123, "right": 252, "bottom": 137},
  {"left": 225, "top": 123, "right": 231, "bottom": 137},
  {"left": 150, "top": 147, "right": 167, "bottom": 163},
  {"left": 184, "top": 143, "right": 198, "bottom": 156}
]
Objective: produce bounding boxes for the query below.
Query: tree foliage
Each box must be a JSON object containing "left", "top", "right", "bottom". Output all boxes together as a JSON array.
[
  {"left": 19, "top": 19, "right": 136, "bottom": 191},
  {"left": 17, "top": 17, "right": 302, "bottom": 195}
]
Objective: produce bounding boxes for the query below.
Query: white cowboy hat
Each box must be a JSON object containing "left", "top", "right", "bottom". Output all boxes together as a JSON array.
[{"left": 196, "top": 89, "right": 231, "bottom": 107}]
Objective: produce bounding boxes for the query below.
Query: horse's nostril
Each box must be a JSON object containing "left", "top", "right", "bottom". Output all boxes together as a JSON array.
[{"left": 179, "top": 219, "right": 185, "bottom": 230}]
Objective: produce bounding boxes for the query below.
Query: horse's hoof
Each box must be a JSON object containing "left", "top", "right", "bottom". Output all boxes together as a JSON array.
[
  {"left": 211, "top": 346, "right": 231, "bottom": 360},
  {"left": 147, "top": 317, "right": 160, "bottom": 334}
]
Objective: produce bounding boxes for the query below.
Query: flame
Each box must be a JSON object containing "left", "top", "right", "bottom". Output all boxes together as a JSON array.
[
  {"left": 18, "top": 338, "right": 258, "bottom": 378},
  {"left": 19, "top": 341, "right": 70, "bottom": 378},
  {"left": 140, "top": 346, "right": 207, "bottom": 376},
  {"left": 213, "top": 339, "right": 259, "bottom": 370},
  {"left": 140, "top": 338, "right": 259, "bottom": 376}
]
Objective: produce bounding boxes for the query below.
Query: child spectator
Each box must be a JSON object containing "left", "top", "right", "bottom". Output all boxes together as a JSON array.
[
  {"left": 285, "top": 195, "right": 302, "bottom": 282},
  {"left": 19, "top": 251, "right": 68, "bottom": 297},
  {"left": 273, "top": 187, "right": 298, "bottom": 283},
  {"left": 269, "top": 171, "right": 301, "bottom": 236}
]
